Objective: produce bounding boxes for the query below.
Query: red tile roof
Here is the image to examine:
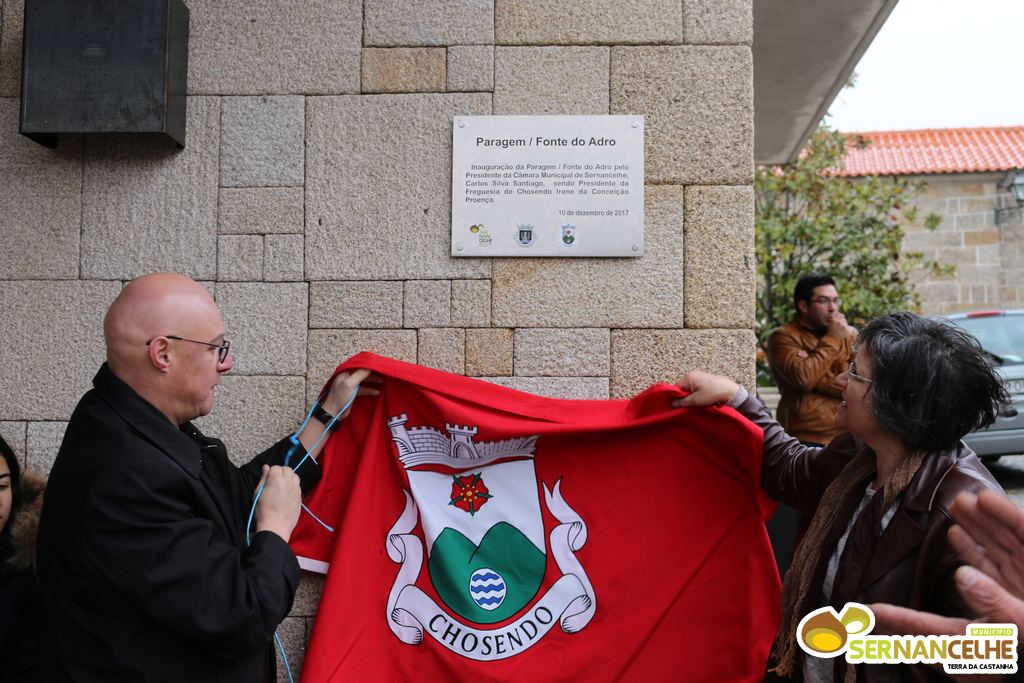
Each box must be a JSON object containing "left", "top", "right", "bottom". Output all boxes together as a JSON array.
[{"left": 837, "top": 126, "right": 1024, "bottom": 176}]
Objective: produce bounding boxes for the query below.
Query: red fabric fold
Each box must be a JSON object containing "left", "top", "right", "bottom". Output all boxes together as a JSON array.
[{"left": 292, "top": 352, "right": 779, "bottom": 682}]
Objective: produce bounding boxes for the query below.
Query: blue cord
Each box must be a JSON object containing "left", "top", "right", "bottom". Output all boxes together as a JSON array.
[
  {"left": 246, "top": 384, "right": 360, "bottom": 541},
  {"left": 246, "top": 382, "right": 361, "bottom": 683},
  {"left": 300, "top": 503, "right": 334, "bottom": 533},
  {"left": 282, "top": 396, "right": 319, "bottom": 468},
  {"left": 275, "top": 631, "right": 294, "bottom": 683}
]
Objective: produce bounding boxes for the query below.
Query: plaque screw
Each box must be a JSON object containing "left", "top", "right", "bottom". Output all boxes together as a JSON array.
[
  {"left": 458, "top": 120, "right": 466, "bottom": 128},
  {"left": 456, "top": 244, "right": 464, "bottom": 252},
  {"left": 632, "top": 244, "right": 640, "bottom": 252},
  {"left": 631, "top": 120, "right": 640, "bottom": 128}
]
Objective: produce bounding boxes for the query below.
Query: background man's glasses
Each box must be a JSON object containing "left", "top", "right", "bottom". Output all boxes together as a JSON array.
[{"left": 146, "top": 336, "right": 231, "bottom": 363}]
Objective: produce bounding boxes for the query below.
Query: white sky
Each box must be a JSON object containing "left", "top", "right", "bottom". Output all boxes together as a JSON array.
[{"left": 826, "top": 0, "right": 1024, "bottom": 133}]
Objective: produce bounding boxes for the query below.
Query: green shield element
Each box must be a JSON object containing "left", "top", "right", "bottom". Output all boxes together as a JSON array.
[{"left": 428, "top": 521, "right": 546, "bottom": 624}]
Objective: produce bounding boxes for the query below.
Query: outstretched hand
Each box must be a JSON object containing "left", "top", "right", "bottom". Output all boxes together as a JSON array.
[
  {"left": 321, "top": 368, "right": 382, "bottom": 418},
  {"left": 294, "top": 367, "right": 384, "bottom": 461},
  {"left": 948, "top": 491, "right": 1024, "bottom": 600},
  {"left": 871, "top": 490, "right": 1024, "bottom": 642},
  {"left": 671, "top": 371, "right": 740, "bottom": 409}
]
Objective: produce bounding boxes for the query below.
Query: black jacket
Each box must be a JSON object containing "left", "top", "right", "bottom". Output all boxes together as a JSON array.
[
  {"left": 0, "top": 468, "right": 45, "bottom": 683},
  {"left": 0, "top": 537, "right": 43, "bottom": 682},
  {"left": 38, "top": 364, "right": 321, "bottom": 682}
]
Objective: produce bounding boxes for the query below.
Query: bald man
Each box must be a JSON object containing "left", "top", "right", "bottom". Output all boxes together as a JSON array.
[{"left": 38, "top": 273, "right": 374, "bottom": 682}]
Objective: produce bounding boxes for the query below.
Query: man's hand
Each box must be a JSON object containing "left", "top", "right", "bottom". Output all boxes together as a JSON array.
[
  {"left": 826, "top": 312, "right": 857, "bottom": 340},
  {"left": 945, "top": 490, "right": 1024, "bottom": 634},
  {"left": 873, "top": 566, "right": 1024, "bottom": 636},
  {"left": 949, "top": 491, "right": 1024, "bottom": 597},
  {"left": 254, "top": 465, "right": 302, "bottom": 542},
  {"left": 869, "top": 599, "right": 1006, "bottom": 683},
  {"left": 949, "top": 565, "right": 1024, "bottom": 639},
  {"left": 295, "top": 367, "right": 383, "bottom": 464},
  {"left": 671, "top": 371, "right": 739, "bottom": 409},
  {"left": 871, "top": 490, "right": 1024, "bottom": 643},
  {"left": 321, "top": 368, "right": 382, "bottom": 418}
]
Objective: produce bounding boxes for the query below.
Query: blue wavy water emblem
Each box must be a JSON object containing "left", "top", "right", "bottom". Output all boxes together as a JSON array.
[{"left": 469, "top": 568, "right": 507, "bottom": 611}]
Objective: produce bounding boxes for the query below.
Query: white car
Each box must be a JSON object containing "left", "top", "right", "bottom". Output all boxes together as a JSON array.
[{"left": 942, "top": 310, "right": 1024, "bottom": 462}]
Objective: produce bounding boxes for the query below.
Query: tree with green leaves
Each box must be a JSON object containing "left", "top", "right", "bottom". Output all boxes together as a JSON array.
[{"left": 755, "top": 125, "right": 947, "bottom": 383}]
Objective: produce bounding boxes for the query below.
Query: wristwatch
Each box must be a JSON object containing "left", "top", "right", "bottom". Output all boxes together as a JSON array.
[{"left": 312, "top": 402, "right": 340, "bottom": 431}]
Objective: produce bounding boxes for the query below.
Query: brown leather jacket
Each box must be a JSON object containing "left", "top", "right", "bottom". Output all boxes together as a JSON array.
[
  {"left": 738, "top": 393, "right": 1005, "bottom": 682},
  {"left": 767, "top": 317, "right": 854, "bottom": 445}
]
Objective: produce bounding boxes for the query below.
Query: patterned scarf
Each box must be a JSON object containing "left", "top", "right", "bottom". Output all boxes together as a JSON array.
[{"left": 771, "top": 447, "right": 926, "bottom": 679}]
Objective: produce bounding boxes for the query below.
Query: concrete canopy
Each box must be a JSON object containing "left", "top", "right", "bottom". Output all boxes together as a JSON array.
[{"left": 753, "top": 0, "right": 899, "bottom": 165}]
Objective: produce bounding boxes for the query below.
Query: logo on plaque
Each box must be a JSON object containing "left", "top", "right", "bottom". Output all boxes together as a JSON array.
[
  {"left": 561, "top": 224, "right": 576, "bottom": 246},
  {"left": 516, "top": 225, "right": 536, "bottom": 247},
  {"left": 469, "top": 224, "right": 492, "bottom": 246}
]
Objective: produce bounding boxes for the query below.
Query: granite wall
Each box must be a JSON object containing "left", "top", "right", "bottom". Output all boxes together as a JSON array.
[{"left": 0, "top": 0, "right": 755, "bottom": 675}]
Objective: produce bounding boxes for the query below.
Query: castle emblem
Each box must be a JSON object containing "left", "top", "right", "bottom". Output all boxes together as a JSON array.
[{"left": 516, "top": 224, "right": 536, "bottom": 246}]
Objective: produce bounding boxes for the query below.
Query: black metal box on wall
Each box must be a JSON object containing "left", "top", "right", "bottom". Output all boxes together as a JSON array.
[{"left": 20, "top": 0, "right": 189, "bottom": 148}]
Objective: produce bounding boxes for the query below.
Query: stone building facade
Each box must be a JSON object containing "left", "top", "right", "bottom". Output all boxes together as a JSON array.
[
  {"left": 840, "top": 127, "right": 1024, "bottom": 316},
  {"left": 0, "top": 0, "right": 755, "bottom": 675},
  {"left": 904, "top": 172, "right": 1024, "bottom": 314}
]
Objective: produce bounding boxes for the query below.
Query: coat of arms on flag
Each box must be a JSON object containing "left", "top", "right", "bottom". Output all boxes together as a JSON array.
[{"left": 384, "top": 414, "right": 596, "bottom": 660}]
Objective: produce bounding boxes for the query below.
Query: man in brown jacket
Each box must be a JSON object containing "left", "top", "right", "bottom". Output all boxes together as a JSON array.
[{"left": 767, "top": 273, "right": 857, "bottom": 446}]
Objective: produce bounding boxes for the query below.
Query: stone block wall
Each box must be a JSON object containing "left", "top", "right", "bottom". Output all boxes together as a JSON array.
[
  {"left": 0, "top": 0, "right": 755, "bottom": 675},
  {"left": 904, "top": 172, "right": 1024, "bottom": 314}
]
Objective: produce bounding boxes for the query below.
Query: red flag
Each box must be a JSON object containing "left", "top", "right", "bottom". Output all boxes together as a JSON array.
[{"left": 291, "top": 353, "right": 780, "bottom": 682}]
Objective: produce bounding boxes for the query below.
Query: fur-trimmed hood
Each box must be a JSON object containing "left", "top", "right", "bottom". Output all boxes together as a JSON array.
[{"left": 8, "top": 470, "right": 46, "bottom": 571}]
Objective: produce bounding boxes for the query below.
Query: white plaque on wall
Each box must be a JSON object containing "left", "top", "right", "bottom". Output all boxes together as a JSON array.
[{"left": 451, "top": 115, "right": 644, "bottom": 257}]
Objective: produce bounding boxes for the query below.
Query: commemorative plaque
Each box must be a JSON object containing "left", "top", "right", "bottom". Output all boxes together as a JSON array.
[{"left": 452, "top": 116, "right": 644, "bottom": 257}]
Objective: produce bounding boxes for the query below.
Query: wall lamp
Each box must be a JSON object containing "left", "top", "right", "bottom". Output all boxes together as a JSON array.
[{"left": 995, "top": 169, "right": 1024, "bottom": 225}]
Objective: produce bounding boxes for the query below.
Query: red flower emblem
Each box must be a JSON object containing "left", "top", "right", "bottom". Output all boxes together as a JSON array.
[{"left": 449, "top": 473, "right": 492, "bottom": 516}]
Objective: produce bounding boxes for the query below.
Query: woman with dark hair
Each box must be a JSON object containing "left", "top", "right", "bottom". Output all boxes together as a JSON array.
[
  {"left": 0, "top": 434, "right": 44, "bottom": 682},
  {"left": 674, "top": 312, "right": 1008, "bottom": 682}
]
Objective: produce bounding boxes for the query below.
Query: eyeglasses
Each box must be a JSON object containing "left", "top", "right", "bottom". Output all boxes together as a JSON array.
[
  {"left": 847, "top": 361, "right": 873, "bottom": 385},
  {"left": 809, "top": 297, "right": 842, "bottom": 307},
  {"left": 146, "top": 336, "right": 231, "bottom": 363}
]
